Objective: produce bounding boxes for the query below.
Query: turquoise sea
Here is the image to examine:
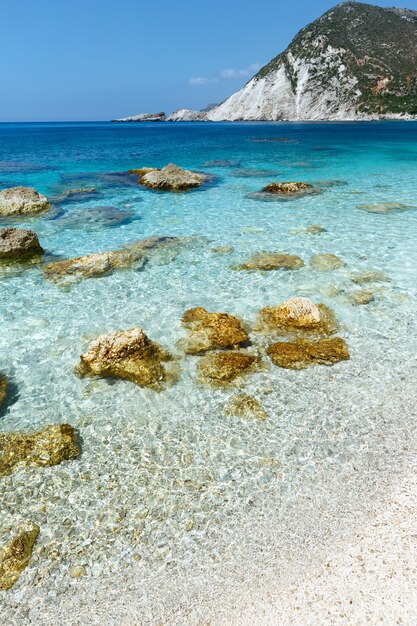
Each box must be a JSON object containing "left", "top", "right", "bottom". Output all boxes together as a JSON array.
[{"left": 1, "top": 121, "right": 417, "bottom": 624}]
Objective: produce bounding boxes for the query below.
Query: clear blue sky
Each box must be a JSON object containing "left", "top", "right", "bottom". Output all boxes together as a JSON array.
[{"left": 1, "top": 0, "right": 416, "bottom": 121}]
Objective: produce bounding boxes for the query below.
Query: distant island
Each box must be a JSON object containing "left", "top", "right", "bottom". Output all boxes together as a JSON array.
[{"left": 113, "top": 2, "right": 417, "bottom": 122}]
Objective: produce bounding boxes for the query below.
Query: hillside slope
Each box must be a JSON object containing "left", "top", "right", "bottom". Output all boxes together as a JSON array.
[{"left": 208, "top": 2, "right": 417, "bottom": 121}]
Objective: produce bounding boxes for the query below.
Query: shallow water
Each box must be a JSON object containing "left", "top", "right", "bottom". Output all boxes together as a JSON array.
[{"left": 1, "top": 121, "right": 417, "bottom": 624}]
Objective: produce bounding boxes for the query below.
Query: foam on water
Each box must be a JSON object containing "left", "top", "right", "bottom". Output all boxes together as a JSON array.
[{"left": 1, "top": 122, "right": 417, "bottom": 623}]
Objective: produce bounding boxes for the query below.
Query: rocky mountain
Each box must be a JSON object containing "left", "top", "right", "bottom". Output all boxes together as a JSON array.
[
  {"left": 113, "top": 2, "right": 417, "bottom": 122},
  {"left": 208, "top": 2, "right": 417, "bottom": 121}
]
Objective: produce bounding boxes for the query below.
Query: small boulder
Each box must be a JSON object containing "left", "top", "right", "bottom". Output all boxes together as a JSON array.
[
  {"left": 181, "top": 307, "right": 248, "bottom": 354},
  {"left": 43, "top": 249, "right": 143, "bottom": 283},
  {"left": 349, "top": 290, "right": 375, "bottom": 305},
  {"left": 233, "top": 252, "right": 304, "bottom": 271},
  {"left": 78, "top": 326, "right": 175, "bottom": 390},
  {"left": 225, "top": 393, "right": 268, "bottom": 420},
  {"left": 198, "top": 351, "right": 259, "bottom": 385},
  {"left": 351, "top": 270, "right": 390, "bottom": 285},
  {"left": 293, "top": 224, "right": 327, "bottom": 235},
  {"left": 255, "top": 297, "right": 338, "bottom": 336},
  {"left": 310, "top": 253, "right": 345, "bottom": 271},
  {"left": 0, "top": 186, "right": 49, "bottom": 216},
  {"left": 0, "top": 227, "right": 44, "bottom": 260},
  {"left": 262, "top": 182, "right": 312, "bottom": 194},
  {"left": 267, "top": 337, "right": 350, "bottom": 369},
  {"left": 0, "top": 424, "right": 80, "bottom": 476},
  {"left": 140, "top": 164, "right": 206, "bottom": 191},
  {"left": 306, "top": 224, "right": 327, "bottom": 234},
  {"left": 0, "top": 521, "right": 40, "bottom": 590}
]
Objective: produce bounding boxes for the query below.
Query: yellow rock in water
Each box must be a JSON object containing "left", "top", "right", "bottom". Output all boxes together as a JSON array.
[
  {"left": 78, "top": 326, "right": 175, "bottom": 390},
  {"left": 349, "top": 290, "right": 375, "bottom": 305},
  {"left": 181, "top": 307, "right": 248, "bottom": 354},
  {"left": 233, "top": 252, "right": 304, "bottom": 271},
  {"left": 0, "top": 521, "right": 39, "bottom": 590},
  {"left": 267, "top": 337, "right": 350, "bottom": 370},
  {"left": 255, "top": 297, "right": 338, "bottom": 336},
  {"left": 262, "top": 182, "right": 312, "bottom": 194},
  {"left": 225, "top": 393, "right": 268, "bottom": 420},
  {"left": 0, "top": 424, "right": 79, "bottom": 476},
  {"left": 310, "top": 253, "right": 345, "bottom": 271},
  {"left": 198, "top": 351, "right": 260, "bottom": 385}
]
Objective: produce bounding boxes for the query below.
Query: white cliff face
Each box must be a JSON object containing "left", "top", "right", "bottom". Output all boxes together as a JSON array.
[
  {"left": 166, "top": 109, "right": 208, "bottom": 121},
  {"left": 208, "top": 47, "right": 362, "bottom": 121}
]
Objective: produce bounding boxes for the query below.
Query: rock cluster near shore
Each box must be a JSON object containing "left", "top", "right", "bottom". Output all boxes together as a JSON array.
[{"left": 0, "top": 187, "right": 50, "bottom": 217}]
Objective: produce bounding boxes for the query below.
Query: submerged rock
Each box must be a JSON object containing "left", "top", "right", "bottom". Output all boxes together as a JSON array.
[
  {"left": 310, "top": 253, "right": 345, "bottom": 271},
  {"left": 140, "top": 164, "right": 206, "bottom": 191},
  {"left": 0, "top": 521, "right": 39, "bottom": 590},
  {"left": 351, "top": 270, "right": 391, "bottom": 285},
  {"left": 57, "top": 206, "right": 136, "bottom": 230},
  {"left": 232, "top": 168, "right": 277, "bottom": 178},
  {"left": 0, "top": 227, "right": 44, "bottom": 260},
  {"left": 43, "top": 250, "right": 144, "bottom": 283},
  {"left": 51, "top": 187, "right": 98, "bottom": 204},
  {"left": 181, "top": 307, "right": 248, "bottom": 354},
  {"left": 198, "top": 351, "right": 259, "bottom": 384},
  {"left": 312, "top": 179, "right": 348, "bottom": 188},
  {"left": 78, "top": 327, "right": 175, "bottom": 390},
  {"left": 233, "top": 252, "right": 304, "bottom": 271},
  {"left": 293, "top": 224, "right": 327, "bottom": 235},
  {"left": 357, "top": 202, "right": 414, "bottom": 214},
  {"left": 225, "top": 393, "right": 268, "bottom": 420},
  {"left": 123, "top": 235, "right": 191, "bottom": 255},
  {"left": 246, "top": 181, "right": 320, "bottom": 202},
  {"left": 349, "top": 290, "right": 375, "bottom": 305},
  {"left": 0, "top": 424, "right": 80, "bottom": 476},
  {"left": 267, "top": 337, "right": 350, "bottom": 369},
  {"left": 0, "top": 374, "right": 7, "bottom": 408},
  {"left": 255, "top": 297, "right": 338, "bottom": 336},
  {"left": 0, "top": 187, "right": 49, "bottom": 217},
  {"left": 61, "top": 186, "right": 97, "bottom": 197},
  {"left": 262, "top": 182, "right": 312, "bottom": 194},
  {"left": 211, "top": 245, "right": 234, "bottom": 255}
]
